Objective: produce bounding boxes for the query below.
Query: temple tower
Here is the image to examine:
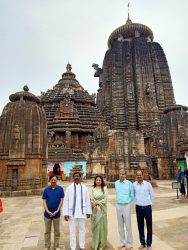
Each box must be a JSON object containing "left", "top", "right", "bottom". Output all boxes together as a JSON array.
[
  {"left": 92, "top": 14, "right": 178, "bottom": 180},
  {"left": 96, "top": 17, "right": 175, "bottom": 130},
  {"left": 0, "top": 86, "right": 47, "bottom": 191},
  {"left": 41, "top": 64, "right": 104, "bottom": 177}
]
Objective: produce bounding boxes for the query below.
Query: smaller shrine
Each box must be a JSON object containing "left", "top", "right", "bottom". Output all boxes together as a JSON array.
[
  {"left": 0, "top": 86, "right": 48, "bottom": 192},
  {"left": 41, "top": 64, "right": 104, "bottom": 177}
]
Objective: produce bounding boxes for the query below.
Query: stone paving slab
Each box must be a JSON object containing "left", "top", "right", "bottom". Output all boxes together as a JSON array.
[{"left": 0, "top": 180, "right": 188, "bottom": 250}]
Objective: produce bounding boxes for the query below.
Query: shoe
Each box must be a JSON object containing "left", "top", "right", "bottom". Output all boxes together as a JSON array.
[
  {"left": 117, "top": 245, "right": 125, "bottom": 250},
  {"left": 138, "top": 245, "right": 146, "bottom": 249}
]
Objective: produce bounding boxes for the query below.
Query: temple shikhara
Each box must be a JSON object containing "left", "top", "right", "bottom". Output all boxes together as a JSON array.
[
  {"left": 90, "top": 15, "right": 188, "bottom": 180},
  {"left": 0, "top": 12, "right": 188, "bottom": 191},
  {"left": 0, "top": 86, "right": 47, "bottom": 191},
  {"left": 41, "top": 63, "right": 104, "bottom": 179}
]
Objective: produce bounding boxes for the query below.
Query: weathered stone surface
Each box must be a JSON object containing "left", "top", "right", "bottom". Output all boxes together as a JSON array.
[
  {"left": 0, "top": 87, "right": 48, "bottom": 191},
  {"left": 41, "top": 64, "right": 104, "bottom": 163},
  {"left": 145, "top": 105, "right": 188, "bottom": 179},
  {"left": 90, "top": 17, "right": 188, "bottom": 179}
]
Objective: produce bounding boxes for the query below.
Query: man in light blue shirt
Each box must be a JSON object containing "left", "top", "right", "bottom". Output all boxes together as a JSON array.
[
  {"left": 115, "top": 168, "right": 134, "bottom": 250},
  {"left": 133, "top": 170, "right": 154, "bottom": 250}
]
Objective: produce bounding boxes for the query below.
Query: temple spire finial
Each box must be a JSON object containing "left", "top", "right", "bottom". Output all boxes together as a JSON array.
[
  {"left": 66, "top": 62, "right": 72, "bottom": 72},
  {"left": 126, "top": 1, "right": 132, "bottom": 24}
]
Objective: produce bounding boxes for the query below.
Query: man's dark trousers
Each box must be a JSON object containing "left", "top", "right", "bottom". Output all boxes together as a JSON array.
[{"left": 136, "top": 205, "right": 152, "bottom": 247}]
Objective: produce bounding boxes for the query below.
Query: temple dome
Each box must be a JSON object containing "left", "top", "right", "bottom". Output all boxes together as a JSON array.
[
  {"left": 9, "top": 86, "right": 41, "bottom": 104},
  {"left": 42, "top": 64, "right": 95, "bottom": 105},
  {"left": 108, "top": 18, "right": 154, "bottom": 48},
  {"left": 54, "top": 63, "right": 84, "bottom": 91}
]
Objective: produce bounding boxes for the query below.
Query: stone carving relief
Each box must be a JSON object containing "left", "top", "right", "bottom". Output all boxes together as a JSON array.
[
  {"left": 92, "top": 63, "right": 103, "bottom": 77},
  {"left": 63, "top": 87, "right": 74, "bottom": 95},
  {"left": 94, "top": 123, "right": 110, "bottom": 139},
  {"left": 117, "top": 34, "right": 124, "bottom": 41},
  {"left": 13, "top": 125, "right": 20, "bottom": 140},
  {"left": 55, "top": 99, "right": 74, "bottom": 118}
]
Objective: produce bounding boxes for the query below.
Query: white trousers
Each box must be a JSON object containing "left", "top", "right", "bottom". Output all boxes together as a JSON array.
[
  {"left": 69, "top": 217, "right": 86, "bottom": 250},
  {"left": 116, "top": 203, "right": 133, "bottom": 247}
]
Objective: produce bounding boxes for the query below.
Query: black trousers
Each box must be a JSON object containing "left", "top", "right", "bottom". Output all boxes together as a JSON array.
[{"left": 136, "top": 205, "right": 152, "bottom": 247}]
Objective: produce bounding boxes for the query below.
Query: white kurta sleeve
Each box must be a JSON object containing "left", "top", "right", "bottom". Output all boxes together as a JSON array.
[{"left": 62, "top": 187, "right": 69, "bottom": 216}]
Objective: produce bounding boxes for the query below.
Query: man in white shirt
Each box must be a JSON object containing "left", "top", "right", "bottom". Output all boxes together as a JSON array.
[
  {"left": 133, "top": 170, "right": 154, "bottom": 250},
  {"left": 63, "top": 171, "right": 92, "bottom": 250}
]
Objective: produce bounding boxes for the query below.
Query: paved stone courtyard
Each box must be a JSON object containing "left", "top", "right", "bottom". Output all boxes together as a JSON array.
[{"left": 0, "top": 180, "right": 188, "bottom": 250}]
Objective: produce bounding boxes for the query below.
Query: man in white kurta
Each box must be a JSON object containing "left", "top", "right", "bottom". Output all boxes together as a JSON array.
[{"left": 63, "top": 171, "right": 92, "bottom": 250}]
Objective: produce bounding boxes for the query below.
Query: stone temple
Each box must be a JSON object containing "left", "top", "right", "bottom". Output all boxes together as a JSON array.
[
  {"left": 41, "top": 64, "right": 104, "bottom": 178},
  {"left": 0, "top": 16, "right": 187, "bottom": 184},
  {"left": 89, "top": 16, "right": 188, "bottom": 180},
  {"left": 0, "top": 86, "right": 47, "bottom": 191}
]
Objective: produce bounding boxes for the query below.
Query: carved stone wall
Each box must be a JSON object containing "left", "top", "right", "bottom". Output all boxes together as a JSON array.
[
  {"left": 41, "top": 64, "right": 104, "bottom": 163},
  {"left": 146, "top": 105, "right": 188, "bottom": 179},
  {"left": 0, "top": 87, "right": 47, "bottom": 191},
  {"left": 90, "top": 18, "right": 187, "bottom": 180}
]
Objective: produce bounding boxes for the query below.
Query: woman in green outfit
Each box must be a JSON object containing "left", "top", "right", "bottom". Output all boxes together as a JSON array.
[{"left": 90, "top": 175, "right": 108, "bottom": 250}]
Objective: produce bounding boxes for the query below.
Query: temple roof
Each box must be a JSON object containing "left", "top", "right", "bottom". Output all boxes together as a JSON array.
[
  {"left": 53, "top": 63, "right": 84, "bottom": 91},
  {"left": 42, "top": 64, "right": 94, "bottom": 104},
  {"left": 41, "top": 64, "right": 104, "bottom": 133},
  {"left": 108, "top": 18, "right": 154, "bottom": 48},
  {"left": 9, "top": 86, "right": 41, "bottom": 104}
]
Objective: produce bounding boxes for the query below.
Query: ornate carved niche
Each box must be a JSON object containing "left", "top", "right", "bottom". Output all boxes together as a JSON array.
[
  {"left": 62, "top": 87, "right": 74, "bottom": 95},
  {"left": 13, "top": 124, "right": 21, "bottom": 140},
  {"left": 65, "top": 130, "right": 71, "bottom": 148},
  {"left": 94, "top": 123, "right": 110, "bottom": 139},
  {"left": 53, "top": 134, "right": 64, "bottom": 148},
  {"left": 55, "top": 97, "right": 74, "bottom": 118},
  {"left": 143, "top": 82, "right": 158, "bottom": 112}
]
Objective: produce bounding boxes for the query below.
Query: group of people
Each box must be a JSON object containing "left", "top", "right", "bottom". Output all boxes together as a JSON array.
[
  {"left": 115, "top": 169, "right": 154, "bottom": 250},
  {"left": 42, "top": 169, "right": 154, "bottom": 250}
]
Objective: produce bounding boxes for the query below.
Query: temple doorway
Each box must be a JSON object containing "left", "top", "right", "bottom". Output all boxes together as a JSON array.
[
  {"left": 152, "top": 160, "right": 159, "bottom": 179},
  {"left": 53, "top": 163, "right": 60, "bottom": 176},
  {"left": 12, "top": 168, "right": 18, "bottom": 191}
]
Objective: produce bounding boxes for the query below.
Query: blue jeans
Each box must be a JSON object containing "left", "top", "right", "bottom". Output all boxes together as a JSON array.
[{"left": 136, "top": 205, "right": 152, "bottom": 247}]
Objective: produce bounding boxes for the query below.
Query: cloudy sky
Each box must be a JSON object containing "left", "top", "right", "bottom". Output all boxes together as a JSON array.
[{"left": 0, "top": 0, "right": 187, "bottom": 114}]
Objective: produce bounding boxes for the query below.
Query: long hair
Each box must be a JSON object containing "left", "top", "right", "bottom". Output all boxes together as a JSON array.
[{"left": 93, "top": 175, "right": 106, "bottom": 192}]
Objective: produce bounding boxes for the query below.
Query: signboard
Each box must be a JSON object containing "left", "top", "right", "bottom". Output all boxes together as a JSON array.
[{"left": 172, "top": 182, "right": 180, "bottom": 189}]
